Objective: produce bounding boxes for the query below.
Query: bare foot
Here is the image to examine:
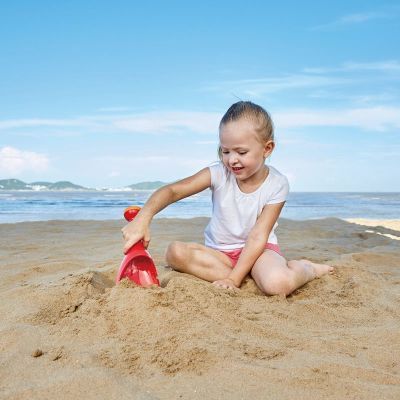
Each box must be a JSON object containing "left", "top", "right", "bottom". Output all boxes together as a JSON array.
[{"left": 301, "top": 259, "right": 334, "bottom": 278}]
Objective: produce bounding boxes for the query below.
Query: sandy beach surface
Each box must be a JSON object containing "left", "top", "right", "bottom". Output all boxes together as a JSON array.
[{"left": 0, "top": 217, "right": 399, "bottom": 399}]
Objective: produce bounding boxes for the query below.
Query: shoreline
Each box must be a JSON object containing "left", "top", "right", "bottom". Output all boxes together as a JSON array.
[{"left": 1, "top": 216, "right": 400, "bottom": 229}]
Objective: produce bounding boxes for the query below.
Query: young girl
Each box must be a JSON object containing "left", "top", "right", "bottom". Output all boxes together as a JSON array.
[{"left": 122, "top": 101, "right": 333, "bottom": 295}]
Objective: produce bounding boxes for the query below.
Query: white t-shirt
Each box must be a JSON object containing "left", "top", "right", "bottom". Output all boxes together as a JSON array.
[{"left": 204, "top": 162, "right": 289, "bottom": 250}]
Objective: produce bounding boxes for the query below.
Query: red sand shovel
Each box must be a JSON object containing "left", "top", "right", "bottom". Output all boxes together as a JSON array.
[{"left": 116, "top": 206, "right": 160, "bottom": 287}]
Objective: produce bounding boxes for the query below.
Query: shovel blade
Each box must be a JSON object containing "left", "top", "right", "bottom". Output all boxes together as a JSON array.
[{"left": 116, "top": 252, "right": 159, "bottom": 287}]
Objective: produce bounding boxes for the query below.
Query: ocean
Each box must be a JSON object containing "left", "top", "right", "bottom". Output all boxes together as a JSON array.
[{"left": 0, "top": 191, "right": 399, "bottom": 223}]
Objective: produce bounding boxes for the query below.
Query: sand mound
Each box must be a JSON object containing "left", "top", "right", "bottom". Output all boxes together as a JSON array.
[{"left": 27, "top": 260, "right": 399, "bottom": 382}]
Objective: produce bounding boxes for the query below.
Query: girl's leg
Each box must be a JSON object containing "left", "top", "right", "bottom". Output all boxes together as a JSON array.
[
  {"left": 165, "top": 241, "right": 233, "bottom": 282},
  {"left": 251, "top": 250, "right": 333, "bottom": 296}
]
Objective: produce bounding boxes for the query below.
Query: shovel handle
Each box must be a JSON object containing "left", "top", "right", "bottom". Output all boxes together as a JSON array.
[{"left": 124, "top": 206, "right": 141, "bottom": 222}]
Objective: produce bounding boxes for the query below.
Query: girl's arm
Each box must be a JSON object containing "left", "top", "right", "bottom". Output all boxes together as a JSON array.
[
  {"left": 216, "top": 201, "right": 285, "bottom": 288},
  {"left": 122, "top": 167, "right": 211, "bottom": 253}
]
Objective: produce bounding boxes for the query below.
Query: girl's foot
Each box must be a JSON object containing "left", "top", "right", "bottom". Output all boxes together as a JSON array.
[{"left": 301, "top": 259, "right": 334, "bottom": 278}]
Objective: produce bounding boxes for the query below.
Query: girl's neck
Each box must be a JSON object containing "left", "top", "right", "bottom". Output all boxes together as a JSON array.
[{"left": 236, "top": 165, "right": 269, "bottom": 194}]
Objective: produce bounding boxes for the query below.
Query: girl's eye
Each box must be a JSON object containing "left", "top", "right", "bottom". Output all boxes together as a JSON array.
[
  {"left": 222, "top": 151, "right": 229, "bottom": 154},
  {"left": 239, "top": 152, "right": 247, "bottom": 155}
]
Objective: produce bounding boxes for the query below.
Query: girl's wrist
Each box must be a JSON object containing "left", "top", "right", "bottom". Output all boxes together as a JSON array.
[
  {"left": 227, "top": 275, "right": 241, "bottom": 287},
  {"left": 137, "top": 209, "right": 153, "bottom": 224}
]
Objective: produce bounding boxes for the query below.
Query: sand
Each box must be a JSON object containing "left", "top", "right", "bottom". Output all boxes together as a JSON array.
[{"left": 0, "top": 217, "right": 399, "bottom": 399}]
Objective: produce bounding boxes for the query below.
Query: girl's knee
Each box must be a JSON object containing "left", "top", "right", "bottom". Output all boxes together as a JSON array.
[
  {"left": 165, "top": 241, "right": 187, "bottom": 265},
  {"left": 258, "top": 272, "right": 295, "bottom": 296},
  {"left": 287, "top": 259, "right": 298, "bottom": 269}
]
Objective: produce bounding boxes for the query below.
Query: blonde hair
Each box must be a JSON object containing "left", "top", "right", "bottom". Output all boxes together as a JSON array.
[{"left": 218, "top": 101, "right": 274, "bottom": 160}]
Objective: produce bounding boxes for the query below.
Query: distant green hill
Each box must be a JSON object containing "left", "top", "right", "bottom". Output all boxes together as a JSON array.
[
  {"left": 30, "top": 181, "right": 53, "bottom": 187},
  {"left": 0, "top": 179, "right": 89, "bottom": 191},
  {"left": 0, "top": 178, "right": 168, "bottom": 191},
  {"left": 128, "top": 181, "right": 167, "bottom": 190},
  {"left": 0, "top": 179, "right": 28, "bottom": 190},
  {"left": 47, "top": 181, "right": 87, "bottom": 190}
]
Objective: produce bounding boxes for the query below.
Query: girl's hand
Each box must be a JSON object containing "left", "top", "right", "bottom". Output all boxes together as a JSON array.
[
  {"left": 121, "top": 220, "right": 151, "bottom": 254},
  {"left": 212, "top": 278, "right": 239, "bottom": 291}
]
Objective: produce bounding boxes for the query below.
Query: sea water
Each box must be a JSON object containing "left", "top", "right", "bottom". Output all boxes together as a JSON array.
[{"left": 0, "top": 191, "right": 399, "bottom": 223}]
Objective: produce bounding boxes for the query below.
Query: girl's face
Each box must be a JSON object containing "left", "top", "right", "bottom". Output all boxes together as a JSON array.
[{"left": 219, "top": 118, "right": 274, "bottom": 183}]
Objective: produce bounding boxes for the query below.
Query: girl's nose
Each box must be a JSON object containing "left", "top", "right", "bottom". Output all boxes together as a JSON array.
[{"left": 229, "top": 154, "right": 238, "bottom": 165}]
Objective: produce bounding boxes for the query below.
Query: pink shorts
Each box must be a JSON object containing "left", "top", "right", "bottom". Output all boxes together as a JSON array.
[{"left": 220, "top": 243, "right": 283, "bottom": 267}]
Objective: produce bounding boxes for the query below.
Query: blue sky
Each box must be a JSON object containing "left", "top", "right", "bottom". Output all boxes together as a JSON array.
[{"left": 0, "top": 0, "right": 399, "bottom": 191}]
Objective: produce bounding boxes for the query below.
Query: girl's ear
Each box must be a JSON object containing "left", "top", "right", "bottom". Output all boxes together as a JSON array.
[{"left": 264, "top": 140, "right": 275, "bottom": 158}]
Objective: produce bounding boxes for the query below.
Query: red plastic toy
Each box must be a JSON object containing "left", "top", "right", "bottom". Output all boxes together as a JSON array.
[{"left": 116, "top": 206, "right": 160, "bottom": 287}]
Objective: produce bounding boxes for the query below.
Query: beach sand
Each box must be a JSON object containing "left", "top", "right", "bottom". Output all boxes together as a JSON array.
[{"left": 0, "top": 217, "right": 399, "bottom": 399}]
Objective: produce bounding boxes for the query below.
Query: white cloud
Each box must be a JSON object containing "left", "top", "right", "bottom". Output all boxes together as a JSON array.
[
  {"left": 303, "top": 60, "right": 400, "bottom": 74},
  {"left": 94, "top": 155, "right": 171, "bottom": 163},
  {"left": 340, "top": 60, "right": 400, "bottom": 72},
  {"left": 112, "top": 111, "right": 220, "bottom": 134},
  {"left": 97, "top": 107, "right": 133, "bottom": 113},
  {"left": 87, "top": 154, "right": 215, "bottom": 184},
  {"left": 93, "top": 154, "right": 213, "bottom": 167},
  {"left": 311, "top": 10, "right": 398, "bottom": 31},
  {"left": 0, "top": 111, "right": 221, "bottom": 135},
  {"left": 203, "top": 59, "right": 400, "bottom": 100},
  {"left": 1, "top": 103, "right": 399, "bottom": 142},
  {"left": 0, "top": 118, "right": 88, "bottom": 130},
  {"left": 274, "top": 106, "right": 400, "bottom": 131},
  {"left": 0, "top": 146, "right": 49, "bottom": 175},
  {"left": 308, "top": 91, "right": 398, "bottom": 105},
  {"left": 107, "top": 171, "right": 121, "bottom": 178},
  {"left": 201, "top": 74, "right": 349, "bottom": 97},
  {"left": 340, "top": 12, "right": 381, "bottom": 24}
]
